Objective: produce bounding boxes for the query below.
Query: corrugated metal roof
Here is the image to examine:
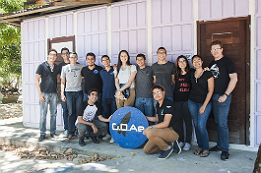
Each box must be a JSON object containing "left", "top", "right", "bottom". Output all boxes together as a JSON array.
[{"left": 0, "top": 0, "right": 121, "bottom": 27}]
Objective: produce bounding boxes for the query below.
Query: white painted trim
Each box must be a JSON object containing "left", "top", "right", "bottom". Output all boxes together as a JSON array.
[
  {"left": 193, "top": 0, "right": 199, "bottom": 54},
  {"left": 21, "top": 21, "right": 26, "bottom": 127},
  {"left": 147, "top": 0, "right": 152, "bottom": 65},
  {"left": 107, "top": 5, "right": 112, "bottom": 59},
  {"left": 249, "top": 0, "right": 256, "bottom": 148},
  {"left": 74, "top": 11, "right": 78, "bottom": 53},
  {"left": 45, "top": 17, "right": 49, "bottom": 55}
]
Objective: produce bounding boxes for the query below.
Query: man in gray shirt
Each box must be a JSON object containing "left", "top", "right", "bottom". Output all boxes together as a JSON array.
[
  {"left": 61, "top": 52, "right": 84, "bottom": 141},
  {"left": 152, "top": 47, "right": 175, "bottom": 101},
  {"left": 135, "top": 54, "right": 154, "bottom": 123}
]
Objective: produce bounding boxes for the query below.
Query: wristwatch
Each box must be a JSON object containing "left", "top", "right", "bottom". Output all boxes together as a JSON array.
[{"left": 150, "top": 125, "right": 153, "bottom": 129}]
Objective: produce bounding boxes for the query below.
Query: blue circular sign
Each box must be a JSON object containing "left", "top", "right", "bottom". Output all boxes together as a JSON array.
[{"left": 109, "top": 106, "right": 149, "bottom": 149}]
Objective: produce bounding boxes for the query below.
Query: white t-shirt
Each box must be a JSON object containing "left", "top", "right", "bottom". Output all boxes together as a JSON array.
[{"left": 114, "top": 65, "right": 137, "bottom": 88}]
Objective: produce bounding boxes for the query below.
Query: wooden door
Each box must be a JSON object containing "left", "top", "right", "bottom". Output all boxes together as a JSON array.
[{"left": 197, "top": 16, "right": 250, "bottom": 144}]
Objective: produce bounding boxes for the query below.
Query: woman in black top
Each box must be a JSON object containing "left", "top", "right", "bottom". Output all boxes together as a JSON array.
[
  {"left": 188, "top": 55, "right": 214, "bottom": 157},
  {"left": 173, "top": 55, "right": 192, "bottom": 151}
]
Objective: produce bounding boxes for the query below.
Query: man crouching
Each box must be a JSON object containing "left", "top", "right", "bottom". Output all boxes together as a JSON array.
[
  {"left": 143, "top": 84, "right": 182, "bottom": 159},
  {"left": 77, "top": 88, "right": 111, "bottom": 146}
]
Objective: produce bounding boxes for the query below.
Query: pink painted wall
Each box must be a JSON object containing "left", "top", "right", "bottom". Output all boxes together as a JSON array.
[
  {"left": 49, "top": 13, "right": 74, "bottom": 38},
  {"left": 198, "top": 0, "right": 249, "bottom": 21},
  {"left": 151, "top": 0, "right": 194, "bottom": 63},
  {"left": 77, "top": 7, "right": 108, "bottom": 66},
  {"left": 111, "top": 1, "right": 147, "bottom": 65}
]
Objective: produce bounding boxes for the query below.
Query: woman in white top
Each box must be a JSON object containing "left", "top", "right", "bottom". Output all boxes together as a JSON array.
[{"left": 114, "top": 50, "right": 137, "bottom": 109}]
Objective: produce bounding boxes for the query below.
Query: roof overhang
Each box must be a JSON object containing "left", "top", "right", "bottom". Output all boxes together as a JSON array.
[{"left": 0, "top": 0, "right": 118, "bottom": 27}]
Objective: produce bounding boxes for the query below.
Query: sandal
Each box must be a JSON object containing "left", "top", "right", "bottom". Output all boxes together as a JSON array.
[
  {"left": 200, "top": 150, "right": 210, "bottom": 157},
  {"left": 194, "top": 148, "right": 203, "bottom": 155}
]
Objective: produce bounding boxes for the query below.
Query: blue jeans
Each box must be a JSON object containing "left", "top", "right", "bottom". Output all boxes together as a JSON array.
[
  {"left": 39, "top": 92, "right": 58, "bottom": 135},
  {"left": 84, "top": 93, "right": 102, "bottom": 104},
  {"left": 135, "top": 97, "right": 154, "bottom": 124},
  {"left": 66, "top": 91, "right": 83, "bottom": 136},
  {"left": 102, "top": 98, "right": 117, "bottom": 119},
  {"left": 61, "top": 93, "right": 69, "bottom": 131},
  {"left": 188, "top": 99, "right": 212, "bottom": 151},
  {"left": 212, "top": 94, "right": 232, "bottom": 152}
]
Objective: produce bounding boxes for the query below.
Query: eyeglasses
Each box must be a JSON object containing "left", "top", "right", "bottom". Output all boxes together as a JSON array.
[
  {"left": 62, "top": 52, "right": 69, "bottom": 55},
  {"left": 211, "top": 48, "right": 222, "bottom": 51},
  {"left": 153, "top": 91, "right": 162, "bottom": 95},
  {"left": 49, "top": 53, "right": 57, "bottom": 56},
  {"left": 192, "top": 60, "right": 201, "bottom": 63},
  {"left": 136, "top": 58, "right": 144, "bottom": 61},
  {"left": 178, "top": 60, "right": 186, "bottom": 64},
  {"left": 101, "top": 59, "right": 109, "bottom": 62}
]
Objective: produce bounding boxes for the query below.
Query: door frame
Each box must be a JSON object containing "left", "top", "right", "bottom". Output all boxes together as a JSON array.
[{"left": 196, "top": 16, "right": 250, "bottom": 145}]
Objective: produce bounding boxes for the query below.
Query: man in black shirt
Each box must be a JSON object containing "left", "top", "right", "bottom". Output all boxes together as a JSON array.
[
  {"left": 81, "top": 52, "right": 103, "bottom": 103},
  {"left": 35, "top": 49, "right": 60, "bottom": 142},
  {"left": 208, "top": 40, "right": 238, "bottom": 160},
  {"left": 77, "top": 88, "right": 111, "bottom": 146},
  {"left": 59, "top": 47, "right": 70, "bottom": 138},
  {"left": 143, "top": 85, "right": 181, "bottom": 160}
]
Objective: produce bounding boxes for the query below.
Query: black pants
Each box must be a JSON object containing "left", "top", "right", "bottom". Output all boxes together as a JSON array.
[{"left": 174, "top": 101, "right": 192, "bottom": 143}]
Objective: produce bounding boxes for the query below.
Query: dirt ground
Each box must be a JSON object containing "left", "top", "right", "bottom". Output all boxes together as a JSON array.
[{"left": 0, "top": 102, "right": 23, "bottom": 120}]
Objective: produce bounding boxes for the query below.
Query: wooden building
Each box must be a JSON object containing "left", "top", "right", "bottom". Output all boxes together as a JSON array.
[{"left": 0, "top": 0, "right": 260, "bottom": 149}]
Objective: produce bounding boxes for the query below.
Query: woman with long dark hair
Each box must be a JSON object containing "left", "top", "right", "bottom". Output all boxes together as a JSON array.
[
  {"left": 173, "top": 55, "right": 192, "bottom": 151},
  {"left": 188, "top": 55, "right": 214, "bottom": 157},
  {"left": 114, "top": 50, "right": 137, "bottom": 109}
]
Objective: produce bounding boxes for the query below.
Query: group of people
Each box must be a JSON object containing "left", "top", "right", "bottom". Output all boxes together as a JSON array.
[{"left": 35, "top": 40, "right": 237, "bottom": 161}]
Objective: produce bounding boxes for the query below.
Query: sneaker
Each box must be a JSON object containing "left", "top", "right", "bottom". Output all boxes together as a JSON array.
[
  {"left": 183, "top": 143, "right": 191, "bottom": 151},
  {"left": 173, "top": 140, "right": 181, "bottom": 154},
  {"left": 90, "top": 136, "right": 100, "bottom": 144},
  {"left": 102, "top": 134, "right": 111, "bottom": 141},
  {"left": 221, "top": 151, "right": 229, "bottom": 160},
  {"left": 38, "top": 135, "right": 45, "bottom": 142},
  {"left": 67, "top": 135, "right": 72, "bottom": 141},
  {"left": 210, "top": 145, "right": 221, "bottom": 151},
  {"left": 79, "top": 138, "right": 86, "bottom": 146},
  {"left": 62, "top": 130, "right": 68, "bottom": 138},
  {"left": 179, "top": 142, "right": 184, "bottom": 148},
  {"left": 109, "top": 138, "right": 115, "bottom": 144},
  {"left": 50, "top": 134, "right": 57, "bottom": 138},
  {"left": 158, "top": 146, "right": 173, "bottom": 160}
]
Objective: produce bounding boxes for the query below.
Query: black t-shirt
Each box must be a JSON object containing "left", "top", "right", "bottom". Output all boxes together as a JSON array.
[
  {"left": 189, "top": 71, "right": 213, "bottom": 103},
  {"left": 81, "top": 65, "right": 103, "bottom": 93},
  {"left": 174, "top": 72, "right": 191, "bottom": 102},
  {"left": 36, "top": 61, "right": 60, "bottom": 93},
  {"left": 78, "top": 101, "right": 102, "bottom": 122},
  {"left": 152, "top": 61, "right": 175, "bottom": 97},
  {"left": 156, "top": 98, "right": 181, "bottom": 136},
  {"left": 209, "top": 56, "right": 237, "bottom": 94}
]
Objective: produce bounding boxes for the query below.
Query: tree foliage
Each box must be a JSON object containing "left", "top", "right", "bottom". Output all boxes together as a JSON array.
[{"left": 0, "top": 0, "right": 25, "bottom": 89}]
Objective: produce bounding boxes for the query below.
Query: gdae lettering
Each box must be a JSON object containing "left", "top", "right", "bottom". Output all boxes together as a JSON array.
[{"left": 112, "top": 123, "right": 145, "bottom": 132}]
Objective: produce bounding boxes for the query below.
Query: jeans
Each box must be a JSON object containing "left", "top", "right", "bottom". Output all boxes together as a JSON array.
[
  {"left": 102, "top": 98, "right": 117, "bottom": 119},
  {"left": 39, "top": 92, "right": 58, "bottom": 135},
  {"left": 135, "top": 97, "right": 154, "bottom": 125},
  {"left": 77, "top": 120, "right": 108, "bottom": 138},
  {"left": 61, "top": 93, "right": 69, "bottom": 131},
  {"left": 174, "top": 101, "right": 192, "bottom": 143},
  {"left": 66, "top": 91, "right": 83, "bottom": 136},
  {"left": 188, "top": 99, "right": 212, "bottom": 151},
  {"left": 84, "top": 93, "right": 102, "bottom": 104},
  {"left": 212, "top": 94, "right": 232, "bottom": 152}
]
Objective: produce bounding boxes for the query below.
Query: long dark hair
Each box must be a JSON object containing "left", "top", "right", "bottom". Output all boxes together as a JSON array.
[
  {"left": 175, "top": 55, "right": 190, "bottom": 76},
  {"left": 116, "top": 50, "right": 131, "bottom": 77}
]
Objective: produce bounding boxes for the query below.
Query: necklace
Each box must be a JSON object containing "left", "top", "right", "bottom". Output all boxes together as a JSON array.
[{"left": 195, "top": 70, "right": 204, "bottom": 83}]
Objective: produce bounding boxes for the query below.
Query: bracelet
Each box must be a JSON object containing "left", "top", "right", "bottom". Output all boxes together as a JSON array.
[{"left": 224, "top": 93, "right": 229, "bottom": 96}]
